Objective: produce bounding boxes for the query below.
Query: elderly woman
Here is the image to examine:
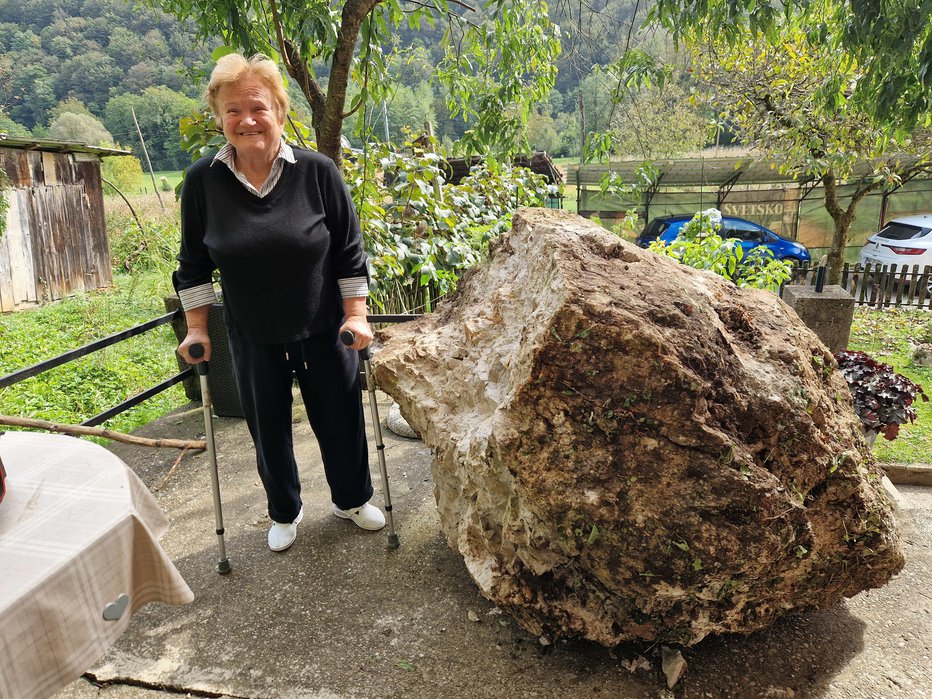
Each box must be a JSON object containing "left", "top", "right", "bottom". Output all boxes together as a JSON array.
[{"left": 173, "top": 53, "right": 384, "bottom": 552}]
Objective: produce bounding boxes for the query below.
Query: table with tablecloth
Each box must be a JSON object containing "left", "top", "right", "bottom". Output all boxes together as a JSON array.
[{"left": 0, "top": 431, "right": 194, "bottom": 699}]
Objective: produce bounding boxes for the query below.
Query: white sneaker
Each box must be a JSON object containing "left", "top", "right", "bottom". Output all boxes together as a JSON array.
[
  {"left": 333, "top": 502, "right": 386, "bottom": 531},
  {"left": 268, "top": 507, "right": 304, "bottom": 552}
]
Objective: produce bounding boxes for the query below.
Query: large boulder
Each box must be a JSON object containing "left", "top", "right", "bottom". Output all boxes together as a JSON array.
[{"left": 372, "top": 208, "right": 904, "bottom": 646}]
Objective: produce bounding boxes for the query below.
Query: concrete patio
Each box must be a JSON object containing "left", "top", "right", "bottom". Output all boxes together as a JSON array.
[{"left": 53, "top": 389, "right": 932, "bottom": 699}]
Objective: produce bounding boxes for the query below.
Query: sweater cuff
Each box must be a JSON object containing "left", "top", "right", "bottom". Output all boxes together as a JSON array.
[
  {"left": 178, "top": 283, "right": 218, "bottom": 311},
  {"left": 338, "top": 276, "right": 369, "bottom": 298}
]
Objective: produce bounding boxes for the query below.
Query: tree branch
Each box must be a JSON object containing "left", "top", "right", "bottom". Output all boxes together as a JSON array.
[
  {"left": 0, "top": 415, "right": 206, "bottom": 451},
  {"left": 283, "top": 38, "right": 326, "bottom": 124},
  {"left": 403, "top": 0, "right": 481, "bottom": 28}
]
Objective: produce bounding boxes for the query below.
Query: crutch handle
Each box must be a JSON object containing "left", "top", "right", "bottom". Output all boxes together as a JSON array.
[
  {"left": 188, "top": 343, "right": 209, "bottom": 375},
  {"left": 340, "top": 330, "right": 372, "bottom": 361}
]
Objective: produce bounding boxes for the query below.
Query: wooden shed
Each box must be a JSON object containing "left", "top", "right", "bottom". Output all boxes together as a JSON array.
[
  {"left": 0, "top": 136, "right": 129, "bottom": 313},
  {"left": 442, "top": 152, "right": 563, "bottom": 186}
]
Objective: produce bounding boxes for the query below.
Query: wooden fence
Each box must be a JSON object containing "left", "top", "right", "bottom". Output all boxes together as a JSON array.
[{"left": 787, "top": 262, "right": 932, "bottom": 309}]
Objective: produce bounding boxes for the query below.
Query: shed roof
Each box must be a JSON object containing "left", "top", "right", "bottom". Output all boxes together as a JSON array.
[
  {"left": 0, "top": 134, "right": 132, "bottom": 157},
  {"left": 569, "top": 154, "right": 928, "bottom": 188}
]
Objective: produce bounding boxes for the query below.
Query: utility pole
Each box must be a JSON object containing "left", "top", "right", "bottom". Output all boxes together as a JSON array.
[
  {"left": 425, "top": 120, "right": 443, "bottom": 203},
  {"left": 578, "top": 91, "right": 585, "bottom": 165},
  {"left": 131, "top": 106, "right": 164, "bottom": 210},
  {"left": 382, "top": 101, "right": 391, "bottom": 144}
]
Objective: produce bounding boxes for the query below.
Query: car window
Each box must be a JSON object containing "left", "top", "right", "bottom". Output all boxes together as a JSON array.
[
  {"left": 876, "top": 222, "right": 932, "bottom": 241},
  {"left": 721, "top": 220, "right": 765, "bottom": 242},
  {"left": 644, "top": 220, "right": 671, "bottom": 237}
]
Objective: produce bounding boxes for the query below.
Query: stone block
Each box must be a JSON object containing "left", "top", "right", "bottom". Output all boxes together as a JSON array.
[{"left": 781, "top": 284, "right": 855, "bottom": 353}]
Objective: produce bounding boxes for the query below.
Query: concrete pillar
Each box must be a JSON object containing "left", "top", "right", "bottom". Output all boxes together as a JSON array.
[{"left": 782, "top": 284, "right": 855, "bottom": 353}]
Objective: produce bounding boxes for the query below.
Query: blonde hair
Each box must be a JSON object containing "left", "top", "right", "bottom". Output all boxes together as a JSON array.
[{"left": 205, "top": 53, "right": 290, "bottom": 125}]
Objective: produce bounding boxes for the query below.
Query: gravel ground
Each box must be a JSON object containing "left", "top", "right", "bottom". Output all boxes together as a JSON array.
[{"left": 52, "top": 400, "right": 931, "bottom": 699}]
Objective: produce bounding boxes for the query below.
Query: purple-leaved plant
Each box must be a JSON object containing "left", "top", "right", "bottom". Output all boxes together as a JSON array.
[{"left": 835, "top": 350, "right": 929, "bottom": 440}]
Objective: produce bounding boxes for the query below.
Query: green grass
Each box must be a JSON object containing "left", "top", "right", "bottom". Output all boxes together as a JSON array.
[
  {"left": 847, "top": 307, "right": 932, "bottom": 464},
  {"left": 133, "top": 170, "right": 184, "bottom": 195},
  {"left": 0, "top": 272, "right": 187, "bottom": 440}
]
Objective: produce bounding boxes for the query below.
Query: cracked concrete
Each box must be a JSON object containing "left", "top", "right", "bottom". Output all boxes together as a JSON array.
[{"left": 50, "top": 389, "right": 932, "bottom": 699}]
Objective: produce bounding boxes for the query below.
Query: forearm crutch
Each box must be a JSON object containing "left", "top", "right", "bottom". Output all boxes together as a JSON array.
[
  {"left": 340, "top": 331, "right": 399, "bottom": 549},
  {"left": 189, "top": 343, "right": 232, "bottom": 574}
]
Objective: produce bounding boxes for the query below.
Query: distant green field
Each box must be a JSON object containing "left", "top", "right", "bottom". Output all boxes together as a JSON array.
[
  {"left": 553, "top": 156, "right": 582, "bottom": 167},
  {"left": 134, "top": 170, "right": 184, "bottom": 195}
]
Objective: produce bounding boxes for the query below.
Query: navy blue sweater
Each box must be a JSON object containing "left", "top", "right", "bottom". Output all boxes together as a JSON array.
[{"left": 173, "top": 148, "right": 367, "bottom": 344}]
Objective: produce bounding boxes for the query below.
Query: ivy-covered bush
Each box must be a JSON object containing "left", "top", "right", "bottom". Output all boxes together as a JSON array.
[
  {"left": 835, "top": 350, "right": 928, "bottom": 440},
  {"left": 648, "top": 209, "right": 793, "bottom": 293},
  {"left": 343, "top": 137, "right": 555, "bottom": 313}
]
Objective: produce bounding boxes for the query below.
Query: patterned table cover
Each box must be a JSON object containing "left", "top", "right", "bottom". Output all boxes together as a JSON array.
[{"left": 0, "top": 431, "right": 194, "bottom": 699}]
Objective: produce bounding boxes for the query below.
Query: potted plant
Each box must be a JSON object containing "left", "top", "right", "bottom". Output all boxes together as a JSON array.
[{"left": 835, "top": 350, "right": 928, "bottom": 444}]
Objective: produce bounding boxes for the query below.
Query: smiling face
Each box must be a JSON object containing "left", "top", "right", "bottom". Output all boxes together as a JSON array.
[{"left": 217, "top": 74, "right": 285, "bottom": 165}]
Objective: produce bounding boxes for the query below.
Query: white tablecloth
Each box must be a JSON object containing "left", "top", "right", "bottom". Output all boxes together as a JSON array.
[{"left": 0, "top": 431, "right": 194, "bottom": 699}]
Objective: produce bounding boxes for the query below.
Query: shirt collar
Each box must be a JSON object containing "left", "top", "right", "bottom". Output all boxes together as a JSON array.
[{"left": 211, "top": 140, "right": 296, "bottom": 169}]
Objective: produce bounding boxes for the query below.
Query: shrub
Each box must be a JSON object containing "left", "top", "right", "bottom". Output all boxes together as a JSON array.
[
  {"left": 102, "top": 153, "right": 144, "bottom": 194},
  {"left": 107, "top": 214, "right": 180, "bottom": 275},
  {"left": 648, "top": 209, "right": 793, "bottom": 293},
  {"left": 343, "top": 137, "right": 555, "bottom": 313},
  {"left": 835, "top": 350, "right": 929, "bottom": 440}
]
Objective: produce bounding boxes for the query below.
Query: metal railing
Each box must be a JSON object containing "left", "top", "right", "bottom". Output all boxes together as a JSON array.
[
  {"left": 0, "top": 310, "right": 191, "bottom": 427},
  {"left": 0, "top": 312, "right": 422, "bottom": 428}
]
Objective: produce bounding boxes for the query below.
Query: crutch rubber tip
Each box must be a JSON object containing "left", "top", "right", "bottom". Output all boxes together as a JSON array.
[
  {"left": 387, "top": 533, "right": 400, "bottom": 549},
  {"left": 217, "top": 559, "right": 232, "bottom": 575}
]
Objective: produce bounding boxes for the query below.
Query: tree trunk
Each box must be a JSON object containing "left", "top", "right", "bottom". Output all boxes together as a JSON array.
[
  {"left": 315, "top": 0, "right": 383, "bottom": 168},
  {"left": 822, "top": 171, "right": 848, "bottom": 284},
  {"left": 822, "top": 170, "right": 882, "bottom": 285},
  {"left": 275, "top": 0, "right": 382, "bottom": 169}
]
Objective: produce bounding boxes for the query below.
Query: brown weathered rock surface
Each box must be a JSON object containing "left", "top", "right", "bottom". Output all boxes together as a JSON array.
[{"left": 372, "top": 208, "right": 904, "bottom": 646}]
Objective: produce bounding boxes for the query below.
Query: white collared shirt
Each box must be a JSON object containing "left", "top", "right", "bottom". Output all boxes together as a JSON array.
[{"left": 210, "top": 140, "right": 296, "bottom": 198}]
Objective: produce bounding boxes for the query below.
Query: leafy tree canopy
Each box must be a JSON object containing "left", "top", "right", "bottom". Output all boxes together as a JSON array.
[
  {"left": 151, "top": 0, "right": 560, "bottom": 165},
  {"left": 609, "top": 79, "right": 709, "bottom": 160},
  {"left": 650, "top": 0, "right": 932, "bottom": 134},
  {"left": 103, "top": 86, "right": 200, "bottom": 170},
  {"left": 0, "top": 0, "right": 213, "bottom": 129},
  {"left": 0, "top": 108, "right": 31, "bottom": 137},
  {"left": 47, "top": 111, "right": 114, "bottom": 145},
  {"left": 694, "top": 24, "right": 932, "bottom": 281}
]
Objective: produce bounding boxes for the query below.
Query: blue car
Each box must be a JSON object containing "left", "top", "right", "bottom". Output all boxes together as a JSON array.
[{"left": 637, "top": 215, "right": 811, "bottom": 263}]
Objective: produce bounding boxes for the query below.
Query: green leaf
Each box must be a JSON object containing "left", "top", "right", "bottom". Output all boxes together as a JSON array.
[{"left": 211, "top": 45, "right": 237, "bottom": 61}]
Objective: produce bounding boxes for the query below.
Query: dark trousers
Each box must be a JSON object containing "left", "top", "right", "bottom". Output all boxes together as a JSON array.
[{"left": 226, "top": 322, "right": 373, "bottom": 523}]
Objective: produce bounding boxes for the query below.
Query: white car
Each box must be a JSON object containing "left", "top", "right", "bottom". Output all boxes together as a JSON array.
[{"left": 858, "top": 214, "right": 932, "bottom": 274}]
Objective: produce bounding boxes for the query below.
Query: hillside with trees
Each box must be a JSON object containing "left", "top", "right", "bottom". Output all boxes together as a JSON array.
[
  {"left": 0, "top": 0, "right": 214, "bottom": 169},
  {"left": 1, "top": 0, "right": 692, "bottom": 163}
]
